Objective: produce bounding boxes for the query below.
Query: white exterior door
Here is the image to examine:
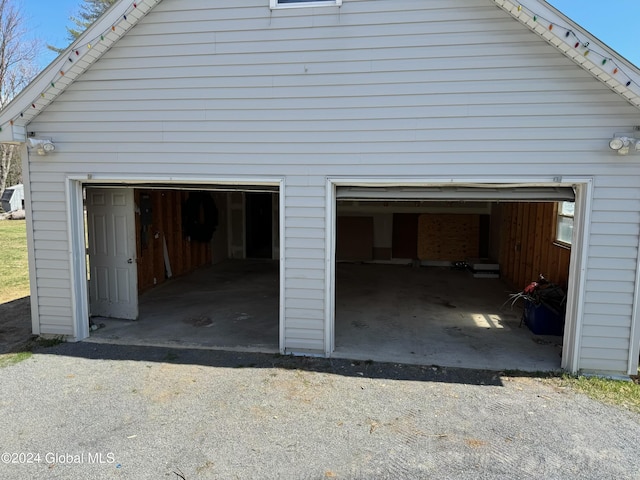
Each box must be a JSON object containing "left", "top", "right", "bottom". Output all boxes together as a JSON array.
[{"left": 87, "top": 188, "right": 138, "bottom": 319}]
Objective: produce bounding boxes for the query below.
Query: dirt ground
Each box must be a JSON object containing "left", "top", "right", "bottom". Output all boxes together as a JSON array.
[{"left": 0, "top": 296, "right": 33, "bottom": 353}]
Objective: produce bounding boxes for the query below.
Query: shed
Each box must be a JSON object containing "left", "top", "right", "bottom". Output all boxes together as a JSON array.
[
  {"left": 2, "top": 0, "right": 640, "bottom": 376},
  {"left": 1, "top": 184, "right": 24, "bottom": 213}
]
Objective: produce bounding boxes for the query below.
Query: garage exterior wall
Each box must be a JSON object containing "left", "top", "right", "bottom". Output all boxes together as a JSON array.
[{"left": 24, "top": 0, "right": 640, "bottom": 373}]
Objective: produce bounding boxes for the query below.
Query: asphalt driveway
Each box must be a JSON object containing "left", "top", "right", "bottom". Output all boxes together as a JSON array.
[{"left": 1, "top": 343, "right": 639, "bottom": 479}]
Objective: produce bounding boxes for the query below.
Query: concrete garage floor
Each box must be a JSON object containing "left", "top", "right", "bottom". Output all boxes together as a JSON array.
[
  {"left": 334, "top": 263, "right": 564, "bottom": 372},
  {"left": 88, "top": 260, "right": 280, "bottom": 352},
  {"left": 88, "top": 261, "right": 563, "bottom": 372}
]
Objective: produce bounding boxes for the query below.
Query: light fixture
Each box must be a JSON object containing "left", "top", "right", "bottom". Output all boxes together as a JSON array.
[
  {"left": 609, "top": 136, "right": 628, "bottom": 150},
  {"left": 618, "top": 144, "right": 630, "bottom": 156},
  {"left": 27, "top": 137, "right": 56, "bottom": 156},
  {"left": 609, "top": 134, "right": 639, "bottom": 155},
  {"left": 41, "top": 141, "right": 55, "bottom": 154}
]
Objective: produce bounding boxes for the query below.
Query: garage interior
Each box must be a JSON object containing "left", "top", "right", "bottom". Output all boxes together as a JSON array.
[
  {"left": 333, "top": 186, "right": 574, "bottom": 371},
  {"left": 84, "top": 184, "right": 574, "bottom": 371},
  {"left": 86, "top": 187, "right": 281, "bottom": 352}
]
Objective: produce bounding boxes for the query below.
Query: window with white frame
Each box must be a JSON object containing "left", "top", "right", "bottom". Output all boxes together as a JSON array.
[
  {"left": 270, "top": 0, "right": 342, "bottom": 8},
  {"left": 556, "top": 201, "right": 574, "bottom": 245}
]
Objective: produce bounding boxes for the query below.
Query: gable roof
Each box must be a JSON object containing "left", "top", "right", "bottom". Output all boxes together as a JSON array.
[
  {"left": 494, "top": 0, "right": 640, "bottom": 108},
  {"left": 0, "top": 0, "right": 638, "bottom": 143},
  {"left": 0, "top": 0, "right": 162, "bottom": 143}
]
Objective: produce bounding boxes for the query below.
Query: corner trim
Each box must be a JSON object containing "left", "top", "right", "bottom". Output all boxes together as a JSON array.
[
  {"left": 279, "top": 178, "right": 286, "bottom": 355},
  {"left": 629, "top": 222, "right": 640, "bottom": 374},
  {"left": 67, "top": 179, "right": 90, "bottom": 341},
  {"left": 21, "top": 143, "right": 39, "bottom": 335}
]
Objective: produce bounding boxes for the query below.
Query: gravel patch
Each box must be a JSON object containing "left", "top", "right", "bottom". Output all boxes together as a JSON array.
[{"left": 1, "top": 342, "right": 639, "bottom": 479}]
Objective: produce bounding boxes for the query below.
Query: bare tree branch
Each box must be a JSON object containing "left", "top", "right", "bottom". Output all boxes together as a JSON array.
[{"left": 0, "top": 0, "right": 39, "bottom": 199}]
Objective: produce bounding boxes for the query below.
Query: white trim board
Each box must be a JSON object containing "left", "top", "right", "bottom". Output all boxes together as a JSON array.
[
  {"left": 561, "top": 180, "right": 592, "bottom": 374},
  {"left": 22, "top": 144, "right": 39, "bottom": 335},
  {"left": 629, "top": 230, "right": 640, "bottom": 375},
  {"left": 325, "top": 176, "right": 593, "bottom": 374},
  {"left": 67, "top": 180, "right": 90, "bottom": 341},
  {"left": 270, "top": 0, "right": 342, "bottom": 8},
  {"left": 67, "top": 176, "right": 286, "bottom": 352},
  {"left": 279, "top": 178, "right": 287, "bottom": 355}
]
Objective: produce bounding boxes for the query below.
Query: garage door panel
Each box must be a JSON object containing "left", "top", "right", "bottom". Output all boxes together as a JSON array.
[{"left": 336, "top": 186, "right": 575, "bottom": 202}]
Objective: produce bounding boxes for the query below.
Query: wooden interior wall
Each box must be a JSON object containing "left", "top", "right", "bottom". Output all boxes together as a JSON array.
[
  {"left": 498, "top": 202, "right": 570, "bottom": 291},
  {"left": 135, "top": 190, "right": 213, "bottom": 293}
]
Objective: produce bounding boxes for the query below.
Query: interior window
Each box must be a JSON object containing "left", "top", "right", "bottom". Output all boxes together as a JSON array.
[{"left": 556, "top": 201, "right": 574, "bottom": 245}]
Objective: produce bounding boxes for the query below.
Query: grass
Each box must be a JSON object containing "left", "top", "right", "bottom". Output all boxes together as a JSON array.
[
  {"left": 501, "top": 369, "right": 640, "bottom": 413},
  {"left": 0, "top": 220, "right": 29, "bottom": 303},
  {"left": 555, "top": 371, "right": 640, "bottom": 413},
  {"left": 32, "top": 336, "right": 65, "bottom": 348},
  {"left": 0, "top": 351, "right": 33, "bottom": 368},
  {"left": 0, "top": 337, "right": 65, "bottom": 370}
]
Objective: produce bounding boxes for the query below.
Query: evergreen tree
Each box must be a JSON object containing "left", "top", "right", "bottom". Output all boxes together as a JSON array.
[{"left": 48, "top": 0, "right": 117, "bottom": 53}]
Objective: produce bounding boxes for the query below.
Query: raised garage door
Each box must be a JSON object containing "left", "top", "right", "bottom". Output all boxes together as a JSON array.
[
  {"left": 335, "top": 184, "right": 576, "bottom": 266},
  {"left": 336, "top": 185, "right": 575, "bottom": 202}
]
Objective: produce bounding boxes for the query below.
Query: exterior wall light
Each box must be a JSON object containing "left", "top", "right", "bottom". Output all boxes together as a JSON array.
[
  {"left": 41, "top": 141, "right": 56, "bottom": 154},
  {"left": 27, "top": 137, "right": 56, "bottom": 156},
  {"left": 609, "top": 136, "right": 628, "bottom": 150},
  {"left": 609, "top": 135, "right": 639, "bottom": 155}
]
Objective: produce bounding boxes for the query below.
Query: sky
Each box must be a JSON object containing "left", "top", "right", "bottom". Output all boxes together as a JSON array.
[
  {"left": 23, "top": 0, "right": 80, "bottom": 68},
  {"left": 21, "top": 0, "right": 640, "bottom": 70},
  {"left": 547, "top": 0, "right": 639, "bottom": 67}
]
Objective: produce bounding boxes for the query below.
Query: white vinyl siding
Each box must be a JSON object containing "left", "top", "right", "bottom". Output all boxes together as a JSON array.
[
  {"left": 24, "top": 0, "right": 640, "bottom": 372},
  {"left": 580, "top": 180, "right": 640, "bottom": 373},
  {"left": 283, "top": 176, "right": 326, "bottom": 353},
  {"left": 27, "top": 172, "right": 75, "bottom": 336}
]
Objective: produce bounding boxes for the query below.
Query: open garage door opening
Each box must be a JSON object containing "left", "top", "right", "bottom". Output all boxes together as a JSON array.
[
  {"left": 83, "top": 184, "right": 281, "bottom": 352},
  {"left": 332, "top": 185, "right": 577, "bottom": 371}
]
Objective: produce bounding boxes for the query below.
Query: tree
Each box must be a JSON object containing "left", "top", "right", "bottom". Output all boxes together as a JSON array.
[
  {"left": 0, "top": 0, "right": 39, "bottom": 200},
  {"left": 48, "top": 0, "right": 116, "bottom": 54}
]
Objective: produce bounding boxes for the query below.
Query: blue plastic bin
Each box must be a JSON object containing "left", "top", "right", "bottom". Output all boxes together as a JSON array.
[{"left": 523, "top": 300, "right": 564, "bottom": 335}]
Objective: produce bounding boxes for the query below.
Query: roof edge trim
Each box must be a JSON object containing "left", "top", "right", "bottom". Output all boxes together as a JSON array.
[
  {"left": 0, "top": 0, "right": 163, "bottom": 143},
  {"left": 493, "top": 0, "right": 640, "bottom": 111}
]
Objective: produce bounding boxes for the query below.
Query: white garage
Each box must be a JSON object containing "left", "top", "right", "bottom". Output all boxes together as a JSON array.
[{"left": 1, "top": 0, "right": 640, "bottom": 375}]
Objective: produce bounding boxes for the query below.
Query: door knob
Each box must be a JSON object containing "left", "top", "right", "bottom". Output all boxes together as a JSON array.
[{"left": 127, "top": 258, "right": 134, "bottom": 264}]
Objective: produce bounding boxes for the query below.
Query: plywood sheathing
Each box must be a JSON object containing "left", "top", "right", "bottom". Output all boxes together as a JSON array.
[{"left": 417, "top": 214, "right": 480, "bottom": 261}]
